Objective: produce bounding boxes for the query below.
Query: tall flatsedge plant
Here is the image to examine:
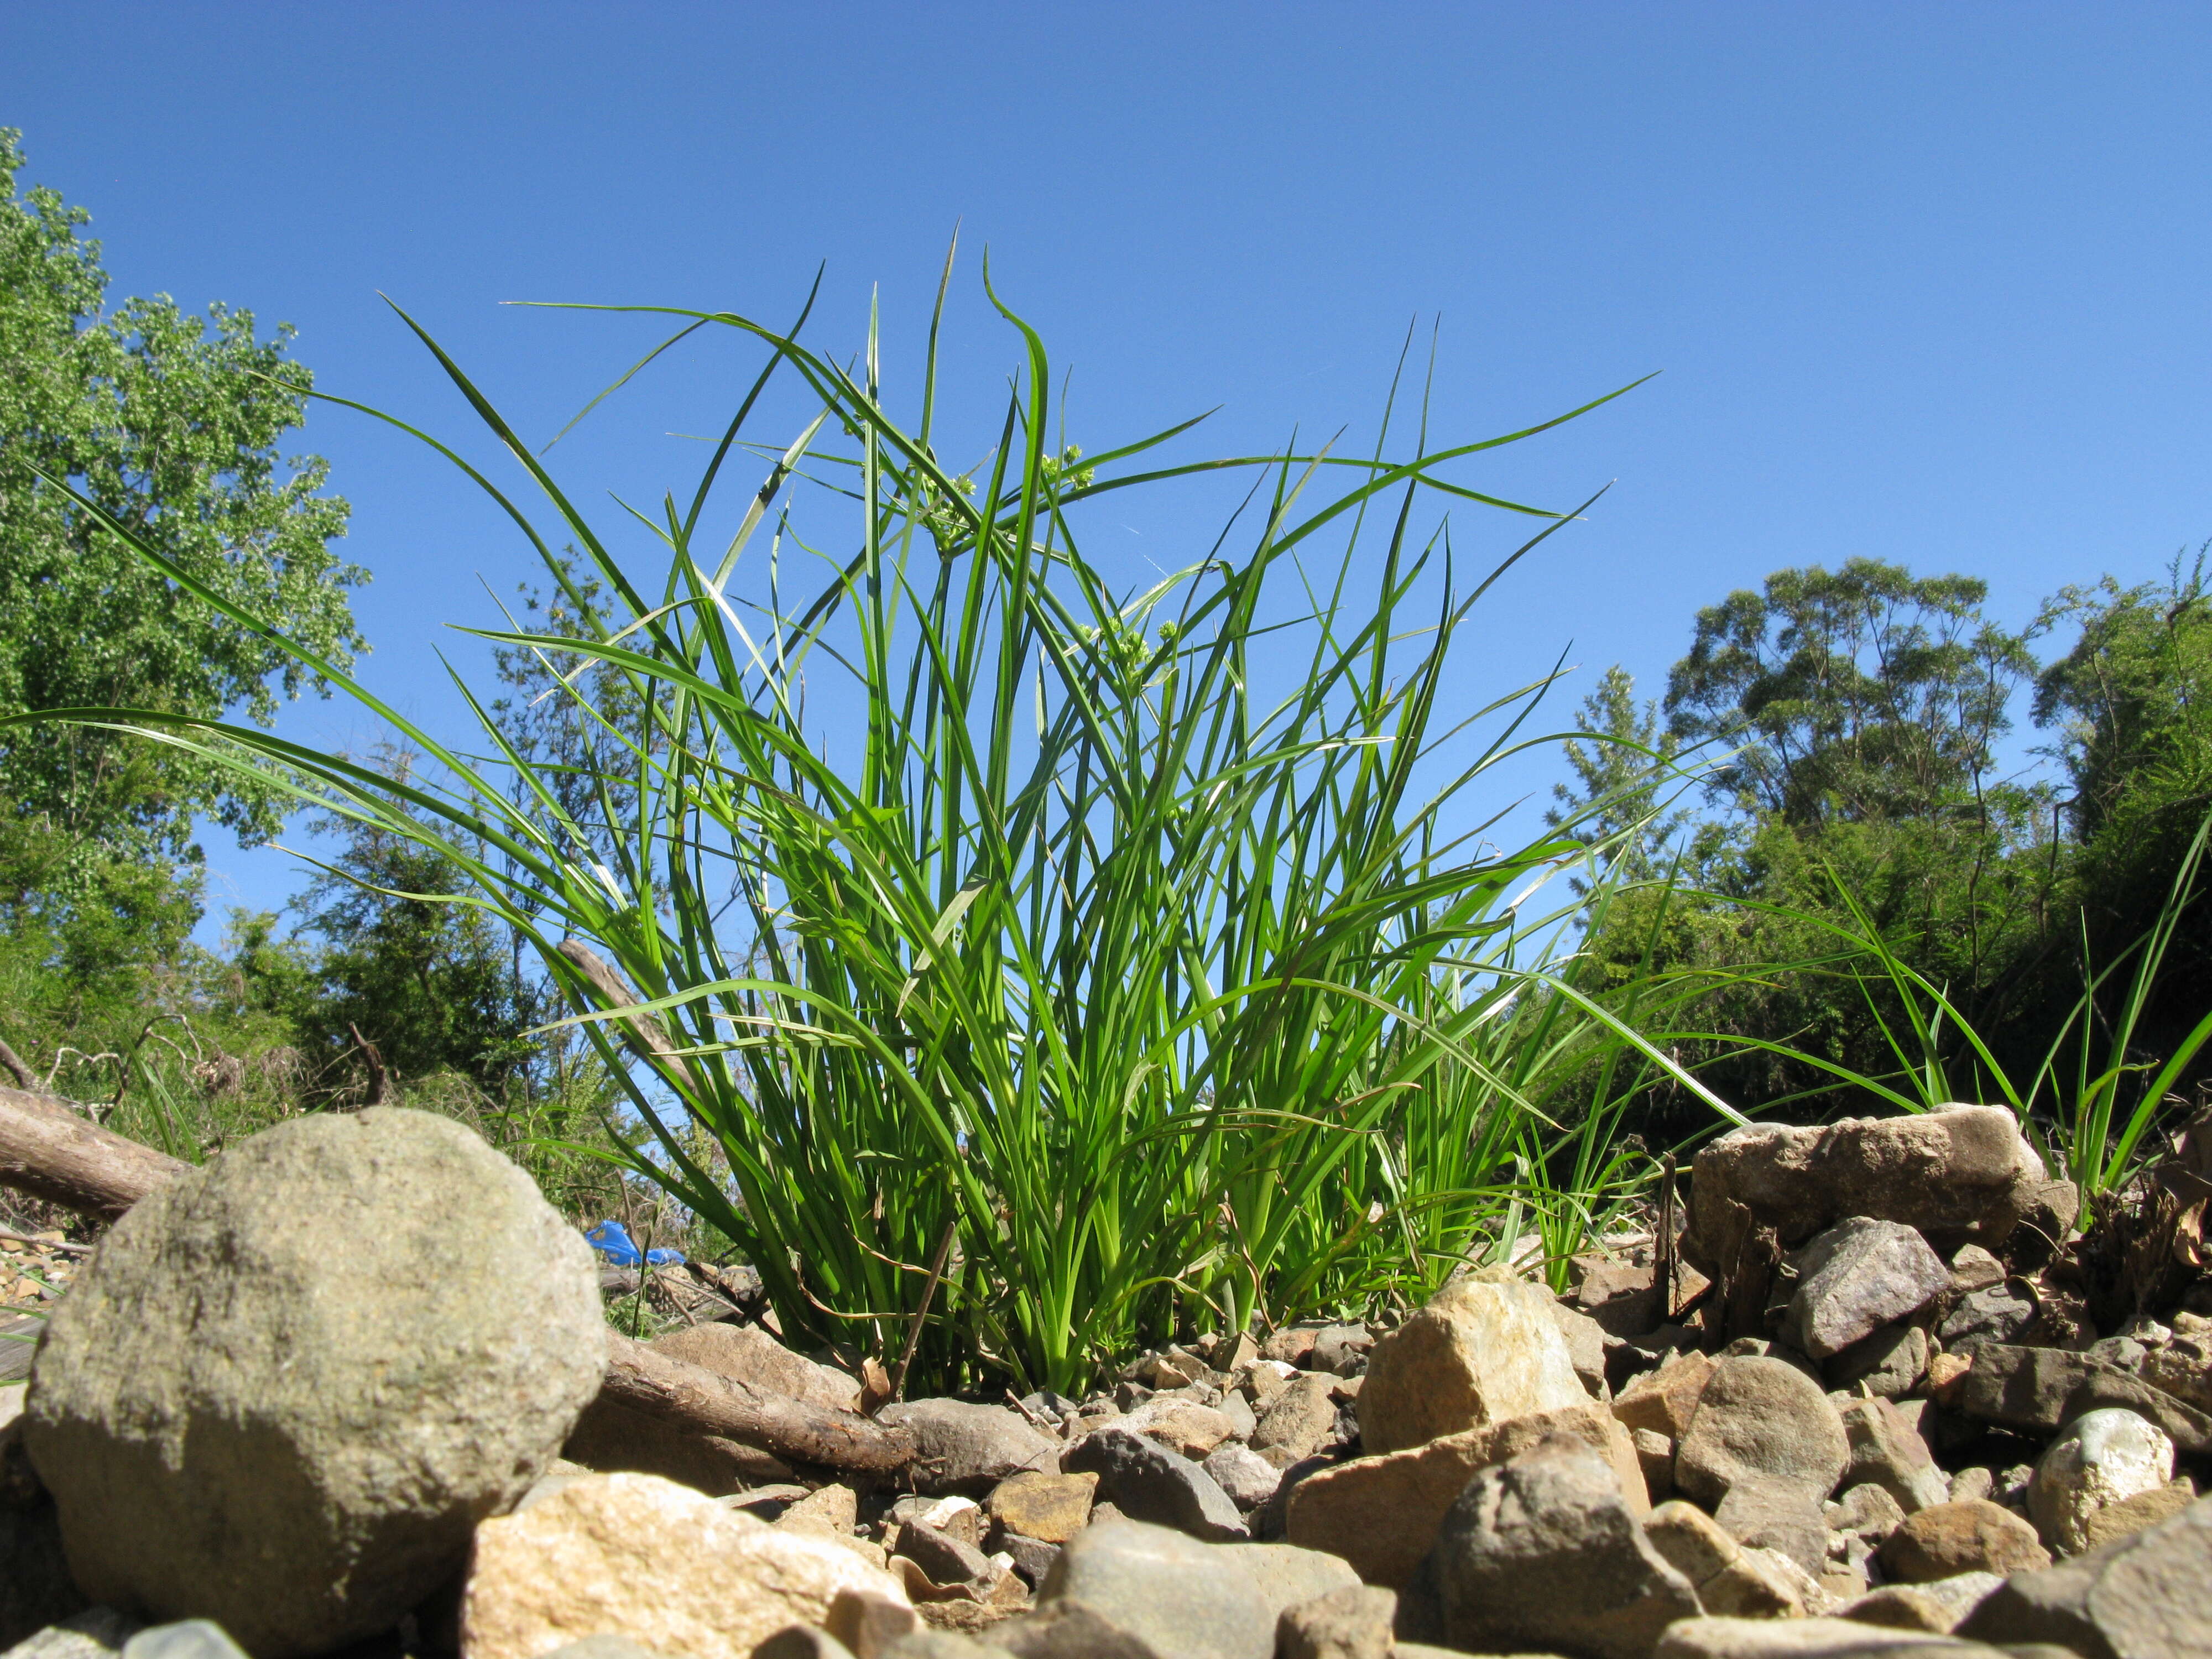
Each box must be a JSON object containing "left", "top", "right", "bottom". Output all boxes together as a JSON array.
[{"left": 25, "top": 264, "right": 1727, "bottom": 1390}]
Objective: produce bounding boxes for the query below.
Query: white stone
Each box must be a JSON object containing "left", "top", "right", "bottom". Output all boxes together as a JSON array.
[{"left": 2027, "top": 1407, "right": 2174, "bottom": 1556}]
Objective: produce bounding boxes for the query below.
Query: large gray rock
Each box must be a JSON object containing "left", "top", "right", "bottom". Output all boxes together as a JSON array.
[
  {"left": 1785, "top": 1218, "right": 1948, "bottom": 1360},
  {"left": 1429, "top": 1437, "right": 1699, "bottom": 1659},
  {"left": 1684, "top": 1106, "right": 2043, "bottom": 1276},
  {"left": 878, "top": 1400, "right": 1059, "bottom": 1496},
  {"left": 1958, "top": 1490, "right": 2212, "bottom": 1657},
  {"left": 1675, "top": 1355, "right": 1850, "bottom": 1505},
  {"left": 1063, "top": 1427, "right": 1246, "bottom": 1541},
  {"left": 1001, "top": 1520, "right": 1272, "bottom": 1659},
  {"left": 23, "top": 1109, "right": 605, "bottom": 1659}
]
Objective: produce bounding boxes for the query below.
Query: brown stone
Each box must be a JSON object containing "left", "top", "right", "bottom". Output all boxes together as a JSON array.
[
  {"left": 1357, "top": 1276, "right": 1587, "bottom": 1455},
  {"left": 1285, "top": 1402, "right": 1645, "bottom": 1587},
  {"left": 984, "top": 1472, "right": 1097, "bottom": 1545},
  {"left": 2078, "top": 1479, "right": 2197, "bottom": 1552},
  {"left": 649, "top": 1321, "right": 862, "bottom": 1413},
  {"left": 1610, "top": 1350, "right": 1716, "bottom": 1441},
  {"left": 1254, "top": 1374, "right": 1340, "bottom": 1460},
  {"left": 1877, "top": 1500, "right": 2051, "bottom": 1583}
]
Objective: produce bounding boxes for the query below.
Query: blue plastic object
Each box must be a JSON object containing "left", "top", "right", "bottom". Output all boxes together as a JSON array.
[{"left": 583, "top": 1219, "right": 685, "bottom": 1269}]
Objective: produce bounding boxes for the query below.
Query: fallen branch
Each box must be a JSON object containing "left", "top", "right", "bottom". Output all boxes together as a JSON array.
[
  {"left": 0, "top": 1085, "right": 915, "bottom": 1478},
  {"left": 557, "top": 938, "right": 701, "bottom": 1094},
  {"left": 0, "top": 1084, "right": 188, "bottom": 1220},
  {"left": 599, "top": 1332, "right": 917, "bottom": 1474}
]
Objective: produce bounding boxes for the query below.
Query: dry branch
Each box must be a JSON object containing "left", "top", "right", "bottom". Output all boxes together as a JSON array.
[
  {"left": 0, "top": 1084, "right": 915, "bottom": 1477},
  {"left": 557, "top": 938, "right": 701, "bottom": 1094}
]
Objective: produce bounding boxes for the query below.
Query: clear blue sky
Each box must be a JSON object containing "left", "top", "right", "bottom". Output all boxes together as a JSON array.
[{"left": 7, "top": 3, "right": 2211, "bottom": 935}]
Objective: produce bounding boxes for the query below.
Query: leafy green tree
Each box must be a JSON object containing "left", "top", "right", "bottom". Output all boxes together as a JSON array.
[
  {"left": 0, "top": 129, "right": 362, "bottom": 977},
  {"left": 1666, "top": 559, "right": 2039, "bottom": 829}
]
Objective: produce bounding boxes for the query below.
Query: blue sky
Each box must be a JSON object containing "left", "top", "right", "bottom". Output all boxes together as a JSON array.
[{"left": 7, "top": 3, "right": 2212, "bottom": 937}]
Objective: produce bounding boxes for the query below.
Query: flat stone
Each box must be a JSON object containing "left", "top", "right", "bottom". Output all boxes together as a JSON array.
[
  {"left": 1285, "top": 1402, "right": 1645, "bottom": 1587},
  {"left": 984, "top": 1473, "right": 1096, "bottom": 1546},
  {"left": 1676, "top": 1355, "right": 1850, "bottom": 1505},
  {"left": 1430, "top": 1437, "right": 1698, "bottom": 1659},
  {"left": 1199, "top": 1444, "right": 1281, "bottom": 1510},
  {"left": 649, "top": 1321, "right": 861, "bottom": 1412},
  {"left": 1062, "top": 1427, "right": 1246, "bottom": 1541},
  {"left": 1683, "top": 1107, "right": 2045, "bottom": 1279},
  {"left": 1957, "top": 1490, "right": 2212, "bottom": 1657},
  {"left": 1877, "top": 1500, "right": 2051, "bottom": 1583},
  {"left": 1827, "top": 1323, "right": 1929, "bottom": 1400},
  {"left": 1839, "top": 1397, "right": 1949, "bottom": 1513},
  {"left": 1785, "top": 1218, "right": 1949, "bottom": 1360},
  {"left": 1356, "top": 1276, "right": 1587, "bottom": 1454},
  {"left": 459, "top": 1472, "right": 910, "bottom": 1659},
  {"left": 1001, "top": 1519, "right": 1271, "bottom": 1659},
  {"left": 879, "top": 1401, "right": 1061, "bottom": 1496},
  {"left": 2028, "top": 1408, "right": 2174, "bottom": 1555},
  {"left": 24, "top": 1109, "right": 605, "bottom": 1659}
]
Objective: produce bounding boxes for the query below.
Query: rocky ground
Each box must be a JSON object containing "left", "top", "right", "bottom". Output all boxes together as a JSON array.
[{"left": 2, "top": 1102, "right": 2209, "bottom": 1659}]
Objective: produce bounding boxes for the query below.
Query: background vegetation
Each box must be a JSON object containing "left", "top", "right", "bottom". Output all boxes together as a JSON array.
[{"left": 3, "top": 131, "right": 2206, "bottom": 1389}]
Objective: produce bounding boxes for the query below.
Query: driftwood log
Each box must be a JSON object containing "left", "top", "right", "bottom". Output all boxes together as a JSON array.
[{"left": 0, "top": 1084, "right": 914, "bottom": 1476}]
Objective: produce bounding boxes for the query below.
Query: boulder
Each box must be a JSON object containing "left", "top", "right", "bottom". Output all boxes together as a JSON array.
[
  {"left": 2028, "top": 1408, "right": 2175, "bottom": 1556},
  {"left": 1285, "top": 1401, "right": 1645, "bottom": 1587},
  {"left": 460, "top": 1472, "right": 907, "bottom": 1659},
  {"left": 1000, "top": 1520, "right": 1272, "bottom": 1659},
  {"left": 984, "top": 1473, "right": 1096, "bottom": 1546},
  {"left": 1062, "top": 1427, "right": 1246, "bottom": 1541},
  {"left": 1428, "top": 1437, "right": 1699, "bottom": 1659},
  {"left": 1785, "top": 1218, "right": 1949, "bottom": 1360},
  {"left": 1683, "top": 1106, "right": 2044, "bottom": 1276},
  {"left": 1355, "top": 1276, "right": 1586, "bottom": 1454},
  {"left": 648, "top": 1321, "right": 861, "bottom": 1413},
  {"left": 1675, "top": 1356, "right": 1850, "bottom": 1505},
  {"left": 1958, "top": 1490, "right": 2212, "bottom": 1657},
  {"left": 24, "top": 1110, "right": 605, "bottom": 1659},
  {"left": 878, "top": 1400, "right": 1060, "bottom": 1496},
  {"left": 1877, "top": 1501, "right": 2051, "bottom": 1583}
]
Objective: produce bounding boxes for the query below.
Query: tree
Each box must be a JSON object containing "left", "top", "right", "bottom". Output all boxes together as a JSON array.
[
  {"left": 1665, "top": 559, "right": 2039, "bottom": 829},
  {"left": 0, "top": 129, "right": 362, "bottom": 976},
  {"left": 1546, "top": 665, "right": 1692, "bottom": 891}
]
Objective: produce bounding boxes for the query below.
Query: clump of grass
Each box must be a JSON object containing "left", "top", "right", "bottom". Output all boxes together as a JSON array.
[{"left": 29, "top": 257, "right": 1730, "bottom": 1391}]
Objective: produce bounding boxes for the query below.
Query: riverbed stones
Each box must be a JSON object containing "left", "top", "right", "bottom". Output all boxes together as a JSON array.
[
  {"left": 23, "top": 1109, "right": 605, "bottom": 1659},
  {"left": 1675, "top": 1355, "right": 1850, "bottom": 1505},
  {"left": 1785, "top": 1218, "right": 1949, "bottom": 1360},
  {"left": 460, "top": 1473, "right": 909, "bottom": 1659},
  {"left": 2027, "top": 1408, "right": 2175, "bottom": 1555},
  {"left": 1356, "top": 1275, "right": 1587, "bottom": 1454},
  {"left": 1957, "top": 1490, "right": 2212, "bottom": 1657},
  {"left": 1285, "top": 1401, "right": 1645, "bottom": 1587},
  {"left": 1429, "top": 1437, "right": 1699, "bottom": 1659}
]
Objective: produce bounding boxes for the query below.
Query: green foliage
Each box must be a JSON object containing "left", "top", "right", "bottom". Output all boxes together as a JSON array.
[
  {"left": 0, "top": 128, "right": 361, "bottom": 975},
  {"left": 1546, "top": 664, "right": 1691, "bottom": 891},
  {"left": 34, "top": 270, "right": 1727, "bottom": 1391}
]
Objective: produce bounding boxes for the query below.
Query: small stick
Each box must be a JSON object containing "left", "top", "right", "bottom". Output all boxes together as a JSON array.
[
  {"left": 889, "top": 1212, "right": 959, "bottom": 1405},
  {"left": 1655, "top": 1153, "right": 1678, "bottom": 1320},
  {"left": 0, "top": 1227, "right": 93, "bottom": 1257}
]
